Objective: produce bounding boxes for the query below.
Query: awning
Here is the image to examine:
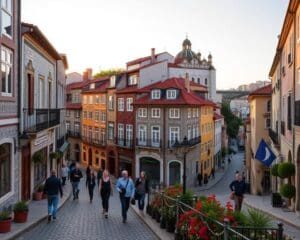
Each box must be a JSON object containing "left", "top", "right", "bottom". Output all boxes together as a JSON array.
[{"left": 58, "top": 141, "right": 69, "bottom": 153}]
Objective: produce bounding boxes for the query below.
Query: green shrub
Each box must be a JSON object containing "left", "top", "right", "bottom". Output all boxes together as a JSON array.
[
  {"left": 245, "top": 208, "right": 273, "bottom": 228},
  {"left": 233, "top": 211, "right": 248, "bottom": 226},
  {"left": 0, "top": 211, "right": 11, "bottom": 221},
  {"left": 32, "top": 151, "right": 43, "bottom": 163},
  {"left": 13, "top": 201, "right": 29, "bottom": 212},
  {"left": 180, "top": 190, "right": 194, "bottom": 206},
  {"left": 280, "top": 183, "right": 296, "bottom": 199},
  {"left": 278, "top": 162, "right": 295, "bottom": 178},
  {"left": 271, "top": 164, "right": 279, "bottom": 177}
]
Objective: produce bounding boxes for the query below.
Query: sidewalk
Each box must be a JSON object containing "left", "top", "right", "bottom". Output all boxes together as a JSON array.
[
  {"left": 191, "top": 161, "right": 230, "bottom": 192},
  {"left": 244, "top": 194, "right": 300, "bottom": 230},
  {"left": 0, "top": 183, "right": 72, "bottom": 240}
]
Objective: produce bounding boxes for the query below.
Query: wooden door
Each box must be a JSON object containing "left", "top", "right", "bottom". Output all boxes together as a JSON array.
[{"left": 21, "top": 146, "right": 31, "bottom": 201}]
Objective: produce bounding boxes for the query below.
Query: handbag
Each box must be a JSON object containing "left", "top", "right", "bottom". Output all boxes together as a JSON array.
[
  {"left": 119, "top": 179, "right": 129, "bottom": 197},
  {"left": 131, "top": 198, "right": 136, "bottom": 205}
]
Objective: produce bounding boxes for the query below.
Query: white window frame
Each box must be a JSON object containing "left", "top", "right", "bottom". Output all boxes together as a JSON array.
[
  {"left": 95, "top": 95, "right": 99, "bottom": 104},
  {"left": 128, "top": 75, "right": 137, "bottom": 85},
  {"left": 108, "top": 95, "right": 114, "bottom": 110},
  {"left": 138, "top": 125, "right": 147, "bottom": 145},
  {"left": 89, "top": 95, "right": 93, "bottom": 104},
  {"left": 108, "top": 123, "right": 114, "bottom": 140},
  {"left": 151, "top": 126, "right": 160, "bottom": 147},
  {"left": 83, "top": 95, "right": 87, "bottom": 104},
  {"left": 1, "top": 0, "right": 13, "bottom": 39},
  {"left": 118, "top": 124, "right": 124, "bottom": 145},
  {"left": 151, "top": 108, "right": 160, "bottom": 118},
  {"left": 126, "top": 98, "right": 133, "bottom": 111},
  {"left": 187, "top": 108, "right": 191, "bottom": 118},
  {"left": 138, "top": 108, "right": 147, "bottom": 118},
  {"left": 118, "top": 98, "right": 124, "bottom": 111},
  {"left": 101, "top": 111, "right": 106, "bottom": 122},
  {"left": 101, "top": 95, "right": 106, "bottom": 104},
  {"left": 166, "top": 89, "right": 177, "bottom": 99},
  {"left": 169, "top": 108, "right": 180, "bottom": 119},
  {"left": 169, "top": 127, "right": 180, "bottom": 145},
  {"left": 1, "top": 47, "right": 13, "bottom": 96},
  {"left": 151, "top": 89, "right": 161, "bottom": 99},
  {"left": 126, "top": 124, "right": 133, "bottom": 147},
  {"left": 187, "top": 126, "right": 191, "bottom": 140},
  {"left": 95, "top": 111, "right": 99, "bottom": 122}
]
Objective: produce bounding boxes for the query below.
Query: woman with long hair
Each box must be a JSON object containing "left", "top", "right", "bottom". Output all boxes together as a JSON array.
[
  {"left": 99, "top": 169, "right": 113, "bottom": 218},
  {"left": 86, "top": 169, "right": 96, "bottom": 203}
]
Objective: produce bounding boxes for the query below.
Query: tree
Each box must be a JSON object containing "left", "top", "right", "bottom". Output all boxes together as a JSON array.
[
  {"left": 93, "top": 68, "right": 124, "bottom": 78},
  {"left": 221, "top": 102, "right": 242, "bottom": 138}
]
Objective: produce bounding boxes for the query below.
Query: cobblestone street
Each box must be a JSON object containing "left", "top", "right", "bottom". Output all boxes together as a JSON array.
[{"left": 17, "top": 180, "right": 158, "bottom": 240}]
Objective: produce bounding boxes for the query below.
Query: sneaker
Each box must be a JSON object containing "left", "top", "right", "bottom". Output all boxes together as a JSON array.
[{"left": 48, "top": 215, "right": 52, "bottom": 222}]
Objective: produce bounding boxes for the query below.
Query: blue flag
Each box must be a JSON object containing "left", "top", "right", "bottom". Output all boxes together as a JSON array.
[{"left": 255, "top": 139, "right": 276, "bottom": 167}]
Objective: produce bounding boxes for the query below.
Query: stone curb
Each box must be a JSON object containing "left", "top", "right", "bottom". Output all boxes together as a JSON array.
[
  {"left": 3, "top": 187, "right": 72, "bottom": 240},
  {"left": 130, "top": 204, "right": 173, "bottom": 240},
  {"left": 243, "top": 199, "right": 300, "bottom": 231}
]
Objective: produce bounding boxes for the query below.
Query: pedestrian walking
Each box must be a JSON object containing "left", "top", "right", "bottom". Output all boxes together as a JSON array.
[
  {"left": 135, "top": 171, "right": 149, "bottom": 211},
  {"left": 86, "top": 164, "right": 91, "bottom": 177},
  {"left": 44, "top": 169, "right": 63, "bottom": 222},
  {"left": 116, "top": 170, "right": 134, "bottom": 223},
  {"left": 86, "top": 170, "right": 96, "bottom": 202},
  {"left": 97, "top": 168, "right": 103, "bottom": 186},
  {"left": 197, "top": 172, "right": 203, "bottom": 186},
  {"left": 229, "top": 174, "right": 246, "bottom": 211},
  {"left": 61, "top": 164, "right": 69, "bottom": 186},
  {"left": 203, "top": 174, "right": 208, "bottom": 185},
  {"left": 99, "top": 170, "right": 113, "bottom": 218},
  {"left": 70, "top": 164, "right": 83, "bottom": 200},
  {"left": 68, "top": 161, "right": 76, "bottom": 180},
  {"left": 210, "top": 168, "right": 215, "bottom": 180}
]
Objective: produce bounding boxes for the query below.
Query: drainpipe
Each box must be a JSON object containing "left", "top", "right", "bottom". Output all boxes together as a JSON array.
[
  {"left": 17, "top": 0, "right": 21, "bottom": 136},
  {"left": 163, "top": 106, "right": 166, "bottom": 186}
]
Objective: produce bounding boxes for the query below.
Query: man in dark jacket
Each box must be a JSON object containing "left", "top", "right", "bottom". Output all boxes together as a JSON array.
[
  {"left": 70, "top": 164, "right": 83, "bottom": 200},
  {"left": 44, "top": 169, "right": 63, "bottom": 222},
  {"left": 229, "top": 174, "right": 246, "bottom": 211}
]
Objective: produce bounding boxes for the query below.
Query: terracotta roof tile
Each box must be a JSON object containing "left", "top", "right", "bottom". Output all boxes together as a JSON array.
[
  {"left": 249, "top": 84, "right": 272, "bottom": 96},
  {"left": 214, "top": 113, "right": 224, "bottom": 120},
  {"left": 126, "top": 52, "right": 167, "bottom": 66}
]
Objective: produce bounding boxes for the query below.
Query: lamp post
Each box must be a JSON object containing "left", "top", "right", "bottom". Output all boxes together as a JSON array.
[{"left": 173, "top": 136, "right": 190, "bottom": 195}]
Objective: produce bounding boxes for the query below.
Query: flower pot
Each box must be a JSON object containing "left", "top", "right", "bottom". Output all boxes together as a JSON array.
[
  {"left": 33, "top": 191, "right": 43, "bottom": 201},
  {"left": 14, "top": 211, "right": 28, "bottom": 223},
  {"left": 0, "top": 218, "right": 12, "bottom": 233}
]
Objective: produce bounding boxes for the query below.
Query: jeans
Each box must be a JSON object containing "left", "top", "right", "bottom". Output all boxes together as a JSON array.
[
  {"left": 72, "top": 182, "right": 80, "bottom": 198},
  {"left": 47, "top": 195, "right": 58, "bottom": 218},
  {"left": 120, "top": 196, "right": 130, "bottom": 220},
  {"left": 62, "top": 177, "right": 66, "bottom": 186},
  {"left": 138, "top": 193, "right": 145, "bottom": 210},
  {"left": 88, "top": 186, "right": 94, "bottom": 201},
  {"left": 234, "top": 195, "right": 244, "bottom": 211},
  {"left": 101, "top": 190, "right": 110, "bottom": 212}
]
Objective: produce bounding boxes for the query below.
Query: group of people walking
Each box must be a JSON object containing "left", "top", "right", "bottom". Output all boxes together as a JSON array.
[{"left": 43, "top": 162, "right": 149, "bottom": 223}]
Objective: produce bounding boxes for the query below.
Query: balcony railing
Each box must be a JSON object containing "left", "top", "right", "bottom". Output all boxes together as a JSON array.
[
  {"left": 82, "top": 136, "right": 106, "bottom": 147},
  {"left": 295, "top": 100, "right": 300, "bottom": 126},
  {"left": 67, "top": 130, "right": 81, "bottom": 138},
  {"left": 115, "top": 138, "right": 133, "bottom": 148},
  {"left": 23, "top": 108, "right": 60, "bottom": 134},
  {"left": 168, "top": 136, "right": 201, "bottom": 149},
  {"left": 56, "top": 136, "right": 65, "bottom": 149},
  {"left": 281, "top": 121, "right": 285, "bottom": 136},
  {"left": 136, "top": 138, "right": 162, "bottom": 148},
  {"left": 269, "top": 128, "right": 279, "bottom": 146}
]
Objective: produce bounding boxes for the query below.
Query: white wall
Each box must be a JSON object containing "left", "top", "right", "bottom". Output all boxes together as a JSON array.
[
  {"left": 139, "top": 61, "right": 169, "bottom": 88},
  {"left": 214, "top": 119, "right": 222, "bottom": 155}
]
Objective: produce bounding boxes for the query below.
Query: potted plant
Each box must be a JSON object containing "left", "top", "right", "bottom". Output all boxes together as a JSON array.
[
  {"left": 32, "top": 151, "right": 43, "bottom": 163},
  {"left": 166, "top": 208, "right": 176, "bottom": 233},
  {"left": 278, "top": 162, "right": 296, "bottom": 206},
  {"left": 33, "top": 184, "right": 44, "bottom": 201},
  {"left": 0, "top": 211, "right": 12, "bottom": 233},
  {"left": 13, "top": 201, "right": 29, "bottom": 223},
  {"left": 49, "top": 151, "right": 59, "bottom": 159}
]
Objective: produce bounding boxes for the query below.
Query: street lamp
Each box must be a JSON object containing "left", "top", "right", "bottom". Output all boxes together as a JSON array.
[{"left": 173, "top": 136, "right": 190, "bottom": 194}]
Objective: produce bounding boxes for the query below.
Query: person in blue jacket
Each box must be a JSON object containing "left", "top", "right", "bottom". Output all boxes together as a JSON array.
[{"left": 116, "top": 170, "right": 135, "bottom": 223}]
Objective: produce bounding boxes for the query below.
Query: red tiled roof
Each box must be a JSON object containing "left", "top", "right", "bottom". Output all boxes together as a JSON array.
[
  {"left": 82, "top": 80, "right": 109, "bottom": 93},
  {"left": 214, "top": 113, "right": 224, "bottom": 121},
  {"left": 66, "top": 103, "right": 82, "bottom": 110},
  {"left": 126, "top": 52, "right": 167, "bottom": 66},
  {"left": 66, "top": 80, "right": 88, "bottom": 91},
  {"left": 116, "top": 85, "right": 139, "bottom": 94},
  {"left": 134, "top": 78, "right": 215, "bottom": 106},
  {"left": 249, "top": 84, "right": 272, "bottom": 96},
  {"left": 190, "top": 81, "right": 208, "bottom": 90}
]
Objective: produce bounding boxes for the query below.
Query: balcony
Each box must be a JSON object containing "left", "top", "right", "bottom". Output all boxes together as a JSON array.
[
  {"left": 269, "top": 128, "right": 279, "bottom": 146},
  {"left": 23, "top": 108, "right": 60, "bottom": 134},
  {"left": 115, "top": 138, "right": 133, "bottom": 149},
  {"left": 295, "top": 101, "right": 300, "bottom": 126},
  {"left": 136, "top": 138, "right": 162, "bottom": 148},
  {"left": 67, "top": 130, "right": 81, "bottom": 138},
  {"left": 281, "top": 121, "right": 285, "bottom": 136},
  {"left": 168, "top": 136, "right": 201, "bottom": 149},
  {"left": 56, "top": 136, "right": 65, "bottom": 149},
  {"left": 82, "top": 136, "right": 106, "bottom": 147}
]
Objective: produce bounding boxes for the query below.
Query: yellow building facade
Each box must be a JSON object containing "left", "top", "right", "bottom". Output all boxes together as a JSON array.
[
  {"left": 199, "top": 105, "right": 214, "bottom": 177},
  {"left": 81, "top": 80, "right": 108, "bottom": 170}
]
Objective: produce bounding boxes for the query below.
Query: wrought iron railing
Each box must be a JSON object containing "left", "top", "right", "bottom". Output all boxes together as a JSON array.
[
  {"left": 67, "top": 130, "right": 81, "bottom": 138},
  {"left": 136, "top": 138, "right": 162, "bottom": 148},
  {"left": 23, "top": 108, "right": 60, "bottom": 133},
  {"left": 168, "top": 136, "right": 201, "bottom": 149},
  {"left": 115, "top": 138, "right": 133, "bottom": 148},
  {"left": 147, "top": 189, "right": 284, "bottom": 240},
  {"left": 56, "top": 136, "right": 65, "bottom": 149},
  {"left": 82, "top": 136, "right": 106, "bottom": 147}
]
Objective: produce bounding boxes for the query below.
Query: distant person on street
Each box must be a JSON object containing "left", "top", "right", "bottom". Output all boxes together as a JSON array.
[
  {"left": 116, "top": 170, "right": 135, "bottom": 223},
  {"left": 68, "top": 161, "right": 76, "bottom": 180},
  {"left": 203, "top": 174, "right": 208, "bottom": 185},
  {"left": 86, "top": 165, "right": 92, "bottom": 177},
  {"left": 229, "top": 174, "right": 246, "bottom": 211},
  {"left": 99, "top": 170, "right": 113, "bottom": 218},
  {"left": 44, "top": 169, "right": 63, "bottom": 222},
  {"left": 97, "top": 168, "right": 103, "bottom": 186},
  {"left": 61, "top": 164, "right": 69, "bottom": 186},
  {"left": 197, "top": 172, "right": 203, "bottom": 186},
  {"left": 86, "top": 169, "right": 96, "bottom": 202},
  {"left": 135, "top": 171, "right": 149, "bottom": 211},
  {"left": 210, "top": 168, "right": 215, "bottom": 180},
  {"left": 70, "top": 164, "right": 83, "bottom": 200},
  {"left": 235, "top": 170, "right": 239, "bottom": 180}
]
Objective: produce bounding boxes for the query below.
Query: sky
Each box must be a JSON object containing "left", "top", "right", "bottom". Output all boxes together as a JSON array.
[{"left": 22, "top": 0, "right": 289, "bottom": 89}]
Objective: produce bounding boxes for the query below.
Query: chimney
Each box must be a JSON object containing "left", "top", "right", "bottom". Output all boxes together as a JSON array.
[
  {"left": 82, "top": 70, "right": 88, "bottom": 81},
  {"left": 86, "top": 68, "right": 93, "bottom": 80},
  {"left": 151, "top": 48, "right": 155, "bottom": 63},
  {"left": 185, "top": 72, "right": 190, "bottom": 93}
]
